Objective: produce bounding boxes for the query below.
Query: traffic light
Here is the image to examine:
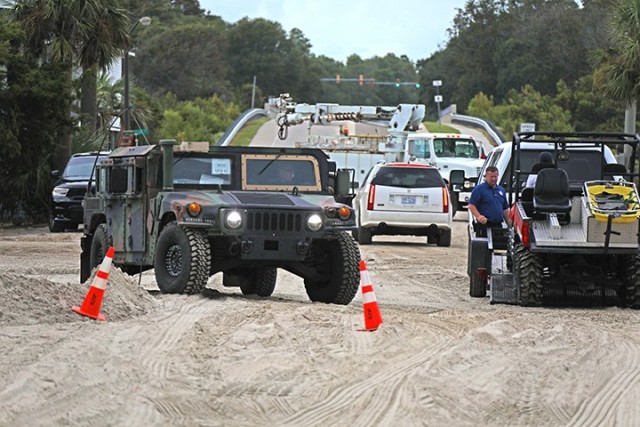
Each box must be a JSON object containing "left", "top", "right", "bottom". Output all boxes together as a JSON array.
[
  {"left": 415, "top": 83, "right": 421, "bottom": 88},
  {"left": 395, "top": 78, "right": 401, "bottom": 88},
  {"left": 359, "top": 74, "right": 364, "bottom": 86},
  {"left": 336, "top": 74, "right": 341, "bottom": 84}
]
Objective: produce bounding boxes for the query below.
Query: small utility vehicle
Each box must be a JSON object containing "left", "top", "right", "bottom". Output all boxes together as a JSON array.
[{"left": 468, "top": 131, "right": 640, "bottom": 307}]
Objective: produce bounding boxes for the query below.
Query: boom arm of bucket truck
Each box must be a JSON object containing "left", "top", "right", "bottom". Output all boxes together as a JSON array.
[{"left": 275, "top": 93, "right": 425, "bottom": 140}]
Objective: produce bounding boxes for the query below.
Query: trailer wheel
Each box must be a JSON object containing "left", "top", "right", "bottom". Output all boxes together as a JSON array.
[
  {"left": 469, "top": 274, "right": 486, "bottom": 297},
  {"left": 515, "top": 244, "right": 543, "bottom": 306},
  {"left": 238, "top": 267, "right": 278, "bottom": 297},
  {"left": 304, "top": 232, "right": 360, "bottom": 304},
  {"left": 620, "top": 255, "right": 640, "bottom": 308},
  {"left": 154, "top": 223, "right": 210, "bottom": 294}
]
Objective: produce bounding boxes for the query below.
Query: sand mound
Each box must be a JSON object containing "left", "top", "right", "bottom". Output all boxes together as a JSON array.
[{"left": 0, "top": 267, "right": 158, "bottom": 326}]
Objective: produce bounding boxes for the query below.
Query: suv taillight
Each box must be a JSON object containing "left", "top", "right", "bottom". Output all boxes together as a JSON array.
[
  {"left": 367, "top": 184, "right": 376, "bottom": 210},
  {"left": 442, "top": 187, "right": 449, "bottom": 213}
]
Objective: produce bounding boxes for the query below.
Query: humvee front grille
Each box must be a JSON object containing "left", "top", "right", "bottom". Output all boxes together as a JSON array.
[
  {"left": 247, "top": 211, "right": 303, "bottom": 232},
  {"left": 232, "top": 192, "right": 295, "bottom": 206}
]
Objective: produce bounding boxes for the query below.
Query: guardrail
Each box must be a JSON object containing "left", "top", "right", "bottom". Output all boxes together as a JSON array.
[
  {"left": 451, "top": 113, "right": 506, "bottom": 147},
  {"left": 440, "top": 104, "right": 506, "bottom": 147},
  {"left": 217, "top": 108, "right": 269, "bottom": 146}
]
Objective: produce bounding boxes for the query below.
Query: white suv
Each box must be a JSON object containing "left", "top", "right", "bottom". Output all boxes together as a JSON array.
[{"left": 353, "top": 162, "right": 453, "bottom": 246}]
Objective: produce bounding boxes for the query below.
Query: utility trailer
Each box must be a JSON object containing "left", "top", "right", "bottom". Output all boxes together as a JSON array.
[{"left": 468, "top": 131, "right": 640, "bottom": 307}]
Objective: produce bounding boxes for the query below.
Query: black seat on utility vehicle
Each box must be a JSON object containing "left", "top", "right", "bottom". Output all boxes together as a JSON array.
[
  {"left": 603, "top": 163, "right": 629, "bottom": 181},
  {"left": 533, "top": 168, "right": 572, "bottom": 214},
  {"left": 530, "top": 161, "right": 555, "bottom": 174}
]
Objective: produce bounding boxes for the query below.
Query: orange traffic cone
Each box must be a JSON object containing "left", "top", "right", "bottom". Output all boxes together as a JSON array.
[
  {"left": 358, "top": 260, "right": 383, "bottom": 331},
  {"left": 72, "top": 246, "right": 114, "bottom": 321}
]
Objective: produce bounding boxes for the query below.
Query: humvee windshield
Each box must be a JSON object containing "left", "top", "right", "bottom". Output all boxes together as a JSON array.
[
  {"left": 171, "top": 153, "right": 322, "bottom": 191},
  {"left": 173, "top": 156, "right": 232, "bottom": 185},
  {"left": 243, "top": 154, "right": 321, "bottom": 191}
]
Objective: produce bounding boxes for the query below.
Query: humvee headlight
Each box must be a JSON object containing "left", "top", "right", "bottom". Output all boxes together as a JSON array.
[
  {"left": 337, "top": 207, "right": 351, "bottom": 220},
  {"left": 186, "top": 202, "right": 202, "bottom": 217},
  {"left": 307, "top": 214, "right": 323, "bottom": 231},
  {"left": 225, "top": 210, "right": 243, "bottom": 229}
]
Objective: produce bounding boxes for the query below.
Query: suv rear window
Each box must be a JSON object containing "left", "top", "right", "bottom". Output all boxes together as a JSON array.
[{"left": 372, "top": 167, "right": 443, "bottom": 188}]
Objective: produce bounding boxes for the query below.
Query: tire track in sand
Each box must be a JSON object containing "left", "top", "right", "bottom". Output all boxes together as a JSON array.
[
  {"left": 565, "top": 339, "right": 640, "bottom": 427},
  {"left": 281, "top": 318, "right": 452, "bottom": 426}
]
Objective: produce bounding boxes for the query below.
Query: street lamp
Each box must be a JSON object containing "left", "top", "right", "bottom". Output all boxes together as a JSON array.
[{"left": 122, "top": 16, "right": 151, "bottom": 132}]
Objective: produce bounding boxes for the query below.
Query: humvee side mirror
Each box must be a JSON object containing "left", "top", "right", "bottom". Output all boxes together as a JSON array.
[{"left": 449, "top": 169, "right": 465, "bottom": 187}]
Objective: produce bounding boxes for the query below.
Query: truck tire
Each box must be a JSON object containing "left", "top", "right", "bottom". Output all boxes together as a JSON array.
[
  {"left": 357, "top": 227, "right": 373, "bottom": 245},
  {"left": 154, "top": 223, "right": 211, "bottom": 294},
  {"left": 239, "top": 267, "right": 278, "bottom": 297},
  {"left": 49, "top": 216, "right": 65, "bottom": 233},
  {"left": 304, "top": 232, "right": 360, "bottom": 304},
  {"left": 515, "top": 244, "right": 543, "bottom": 306},
  {"left": 89, "top": 223, "right": 110, "bottom": 276},
  {"left": 437, "top": 229, "right": 451, "bottom": 247},
  {"left": 620, "top": 255, "right": 640, "bottom": 308}
]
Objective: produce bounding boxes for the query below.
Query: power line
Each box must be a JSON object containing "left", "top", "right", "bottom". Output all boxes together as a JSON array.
[{"left": 320, "top": 77, "right": 421, "bottom": 88}]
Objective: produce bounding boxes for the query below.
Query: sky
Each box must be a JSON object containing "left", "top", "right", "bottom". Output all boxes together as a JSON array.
[{"left": 198, "top": 0, "right": 468, "bottom": 63}]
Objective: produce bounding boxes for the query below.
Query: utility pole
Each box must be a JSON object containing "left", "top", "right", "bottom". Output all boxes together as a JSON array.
[
  {"left": 122, "top": 16, "right": 151, "bottom": 134},
  {"left": 433, "top": 80, "right": 443, "bottom": 124},
  {"left": 251, "top": 75, "right": 257, "bottom": 109}
]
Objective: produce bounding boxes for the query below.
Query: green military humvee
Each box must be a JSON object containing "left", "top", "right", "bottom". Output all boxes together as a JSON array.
[{"left": 80, "top": 140, "right": 361, "bottom": 305}]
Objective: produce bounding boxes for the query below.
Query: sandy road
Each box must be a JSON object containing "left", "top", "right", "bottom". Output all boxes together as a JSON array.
[{"left": 1, "top": 213, "right": 639, "bottom": 426}]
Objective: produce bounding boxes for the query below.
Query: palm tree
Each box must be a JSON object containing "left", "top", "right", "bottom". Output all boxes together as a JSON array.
[
  {"left": 10, "top": 0, "right": 130, "bottom": 170},
  {"left": 595, "top": 0, "right": 640, "bottom": 167}
]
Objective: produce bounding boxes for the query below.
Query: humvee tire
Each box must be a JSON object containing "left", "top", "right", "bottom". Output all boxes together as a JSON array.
[
  {"left": 154, "top": 223, "right": 211, "bottom": 294},
  {"left": 304, "top": 232, "right": 360, "bottom": 304},
  {"left": 89, "top": 224, "right": 110, "bottom": 275},
  {"left": 239, "top": 267, "right": 278, "bottom": 297}
]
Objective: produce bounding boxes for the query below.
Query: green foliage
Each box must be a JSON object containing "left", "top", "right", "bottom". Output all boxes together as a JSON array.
[
  {"left": 156, "top": 95, "right": 241, "bottom": 142},
  {"left": 0, "top": 48, "right": 74, "bottom": 222},
  {"left": 135, "top": 19, "right": 233, "bottom": 101},
  {"left": 468, "top": 85, "right": 573, "bottom": 135},
  {"left": 423, "top": 122, "right": 460, "bottom": 133}
]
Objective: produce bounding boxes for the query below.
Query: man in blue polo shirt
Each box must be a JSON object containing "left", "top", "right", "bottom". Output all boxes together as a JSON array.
[{"left": 468, "top": 166, "right": 510, "bottom": 237}]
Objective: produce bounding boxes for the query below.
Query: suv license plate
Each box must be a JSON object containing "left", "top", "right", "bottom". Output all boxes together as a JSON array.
[{"left": 401, "top": 196, "right": 416, "bottom": 205}]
